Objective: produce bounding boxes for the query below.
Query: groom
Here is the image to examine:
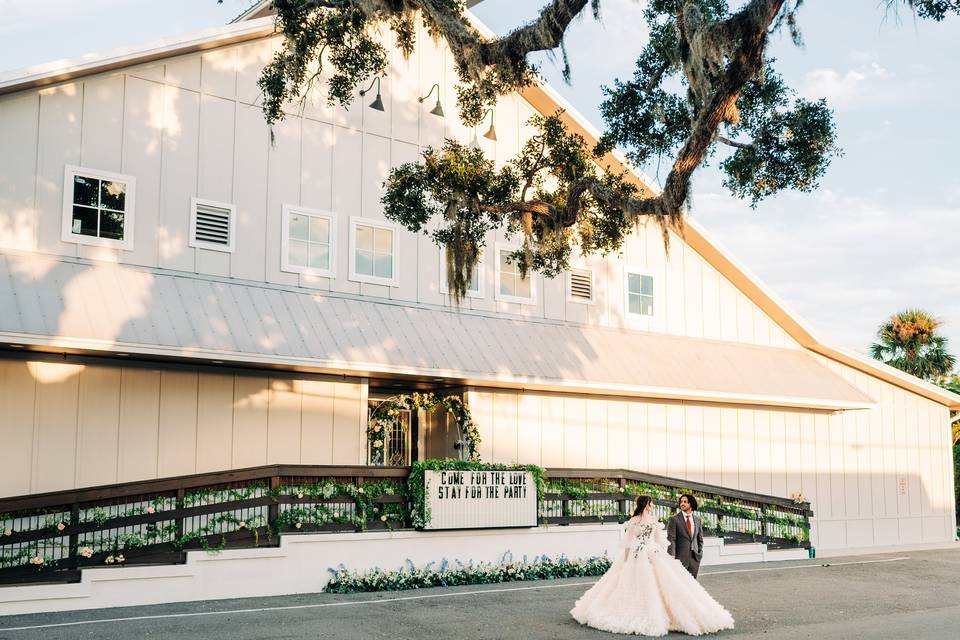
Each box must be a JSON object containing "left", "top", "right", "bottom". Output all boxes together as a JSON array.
[{"left": 667, "top": 494, "right": 703, "bottom": 578}]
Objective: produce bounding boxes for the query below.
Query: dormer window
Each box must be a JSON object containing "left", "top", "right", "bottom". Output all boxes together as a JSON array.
[{"left": 61, "top": 166, "right": 135, "bottom": 250}]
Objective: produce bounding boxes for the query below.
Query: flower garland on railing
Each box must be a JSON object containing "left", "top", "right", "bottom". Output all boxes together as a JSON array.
[
  {"left": 324, "top": 552, "right": 610, "bottom": 594},
  {"left": 367, "top": 393, "right": 481, "bottom": 464}
]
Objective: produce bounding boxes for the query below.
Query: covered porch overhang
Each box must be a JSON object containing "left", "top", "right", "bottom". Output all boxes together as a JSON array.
[{"left": 0, "top": 252, "right": 876, "bottom": 412}]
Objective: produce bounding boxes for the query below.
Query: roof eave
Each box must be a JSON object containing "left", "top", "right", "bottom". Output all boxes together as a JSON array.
[
  {"left": 0, "top": 18, "right": 276, "bottom": 97},
  {"left": 0, "top": 333, "right": 875, "bottom": 412}
]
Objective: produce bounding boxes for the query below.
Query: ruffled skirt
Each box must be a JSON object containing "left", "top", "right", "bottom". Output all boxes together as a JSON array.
[{"left": 570, "top": 547, "right": 734, "bottom": 636}]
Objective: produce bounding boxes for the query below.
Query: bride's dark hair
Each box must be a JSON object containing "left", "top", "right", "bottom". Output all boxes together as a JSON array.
[{"left": 632, "top": 495, "right": 654, "bottom": 517}]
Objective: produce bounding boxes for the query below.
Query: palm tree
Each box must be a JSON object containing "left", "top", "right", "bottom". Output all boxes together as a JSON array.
[{"left": 870, "top": 309, "right": 956, "bottom": 381}]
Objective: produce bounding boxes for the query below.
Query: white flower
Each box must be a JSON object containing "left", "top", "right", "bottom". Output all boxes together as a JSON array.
[
  {"left": 295, "top": 522, "right": 302, "bottom": 529},
  {"left": 116, "top": 554, "right": 125, "bottom": 563},
  {"left": 79, "top": 547, "right": 94, "bottom": 558},
  {"left": 146, "top": 506, "right": 155, "bottom": 514},
  {"left": 56, "top": 522, "right": 66, "bottom": 531},
  {"left": 2, "top": 528, "right": 11, "bottom": 537},
  {"left": 357, "top": 488, "right": 365, "bottom": 494},
  {"left": 238, "top": 521, "right": 247, "bottom": 529},
  {"left": 297, "top": 492, "right": 305, "bottom": 499},
  {"left": 105, "top": 555, "right": 115, "bottom": 564},
  {"left": 380, "top": 515, "right": 387, "bottom": 522},
  {"left": 30, "top": 556, "right": 44, "bottom": 565}
]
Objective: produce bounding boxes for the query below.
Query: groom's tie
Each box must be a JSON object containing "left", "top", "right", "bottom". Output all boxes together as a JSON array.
[{"left": 685, "top": 514, "right": 692, "bottom": 537}]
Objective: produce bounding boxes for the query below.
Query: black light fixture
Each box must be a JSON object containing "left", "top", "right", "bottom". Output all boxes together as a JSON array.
[
  {"left": 418, "top": 83, "right": 444, "bottom": 117},
  {"left": 359, "top": 77, "right": 385, "bottom": 112},
  {"left": 481, "top": 108, "right": 497, "bottom": 141}
]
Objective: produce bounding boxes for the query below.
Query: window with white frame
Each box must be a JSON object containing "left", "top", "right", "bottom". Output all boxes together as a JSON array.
[
  {"left": 439, "top": 250, "right": 483, "bottom": 298},
  {"left": 496, "top": 246, "right": 534, "bottom": 303},
  {"left": 626, "top": 271, "right": 655, "bottom": 316},
  {"left": 349, "top": 218, "right": 398, "bottom": 286},
  {"left": 281, "top": 205, "right": 335, "bottom": 277},
  {"left": 61, "top": 165, "right": 136, "bottom": 249}
]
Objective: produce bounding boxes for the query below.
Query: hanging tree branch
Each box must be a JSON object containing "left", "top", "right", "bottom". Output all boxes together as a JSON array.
[{"left": 256, "top": 0, "right": 956, "bottom": 301}]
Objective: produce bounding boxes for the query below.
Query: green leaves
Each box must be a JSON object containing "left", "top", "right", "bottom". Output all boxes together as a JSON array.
[
  {"left": 870, "top": 309, "right": 957, "bottom": 380},
  {"left": 383, "top": 114, "right": 641, "bottom": 300},
  {"left": 324, "top": 553, "right": 611, "bottom": 593}
]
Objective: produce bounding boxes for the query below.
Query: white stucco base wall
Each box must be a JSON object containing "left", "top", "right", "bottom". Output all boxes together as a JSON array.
[{"left": 0, "top": 525, "right": 807, "bottom": 616}]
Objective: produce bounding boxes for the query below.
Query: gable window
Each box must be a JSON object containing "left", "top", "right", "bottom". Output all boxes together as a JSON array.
[
  {"left": 627, "top": 270, "right": 655, "bottom": 316},
  {"left": 190, "top": 198, "right": 236, "bottom": 253},
  {"left": 439, "top": 250, "right": 483, "bottom": 298},
  {"left": 61, "top": 165, "right": 136, "bottom": 249},
  {"left": 349, "top": 217, "right": 398, "bottom": 286},
  {"left": 568, "top": 268, "right": 594, "bottom": 303},
  {"left": 281, "top": 205, "right": 335, "bottom": 277},
  {"left": 495, "top": 245, "right": 534, "bottom": 304}
]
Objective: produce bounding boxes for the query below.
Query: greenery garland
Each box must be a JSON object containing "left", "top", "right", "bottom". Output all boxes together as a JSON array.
[
  {"left": 324, "top": 552, "right": 610, "bottom": 594},
  {"left": 408, "top": 460, "right": 546, "bottom": 529},
  {"left": 368, "top": 393, "right": 481, "bottom": 464}
]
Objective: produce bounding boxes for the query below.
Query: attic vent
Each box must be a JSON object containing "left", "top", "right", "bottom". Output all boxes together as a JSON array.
[
  {"left": 190, "top": 198, "right": 236, "bottom": 252},
  {"left": 570, "top": 268, "right": 593, "bottom": 302}
]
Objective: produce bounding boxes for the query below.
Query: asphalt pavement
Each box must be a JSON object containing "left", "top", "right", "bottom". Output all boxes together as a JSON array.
[{"left": 0, "top": 547, "right": 957, "bottom": 639}]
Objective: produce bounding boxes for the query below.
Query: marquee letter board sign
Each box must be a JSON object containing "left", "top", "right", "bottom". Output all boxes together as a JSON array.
[{"left": 424, "top": 470, "right": 538, "bottom": 530}]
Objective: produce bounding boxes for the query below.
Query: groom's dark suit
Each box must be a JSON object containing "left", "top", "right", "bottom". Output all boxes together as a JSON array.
[{"left": 667, "top": 511, "right": 703, "bottom": 578}]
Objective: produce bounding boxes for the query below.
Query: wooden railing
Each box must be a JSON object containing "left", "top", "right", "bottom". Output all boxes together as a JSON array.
[
  {"left": 0, "top": 465, "right": 409, "bottom": 585},
  {"left": 540, "top": 469, "right": 812, "bottom": 550},
  {"left": 0, "top": 464, "right": 811, "bottom": 585}
]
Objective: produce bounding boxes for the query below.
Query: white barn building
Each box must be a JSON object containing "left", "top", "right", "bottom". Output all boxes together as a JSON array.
[{"left": 0, "top": 1, "right": 956, "bottom": 590}]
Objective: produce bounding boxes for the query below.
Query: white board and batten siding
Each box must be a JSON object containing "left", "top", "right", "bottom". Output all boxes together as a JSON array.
[
  {"left": 0, "top": 359, "right": 367, "bottom": 498},
  {"left": 0, "top": 28, "right": 797, "bottom": 352},
  {"left": 464, "top": 376, "right": 956, "bottom": 551}
]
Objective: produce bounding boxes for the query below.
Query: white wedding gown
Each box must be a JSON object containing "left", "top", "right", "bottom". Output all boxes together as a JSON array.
[{"left": 571, "top": 514, "right": 735, "bottom": 636}]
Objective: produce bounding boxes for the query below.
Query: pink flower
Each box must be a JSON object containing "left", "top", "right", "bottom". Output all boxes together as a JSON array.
[
  {"left": 79, "top": 547, "right": 94, "bottom": 558},
  {"left": 56, "top": 522, "right": 66, "bottom": 531},
  {"left": 146, "top": 506, "right": 155, "bottom": 514}
]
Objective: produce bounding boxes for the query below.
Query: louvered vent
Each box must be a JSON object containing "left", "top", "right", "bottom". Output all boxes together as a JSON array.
[
  {"left": 570, "top": 268, "right": 593, "bottom": 301},
  {"left": 190, "top": 199, "right": 235, "bottom": 252}
]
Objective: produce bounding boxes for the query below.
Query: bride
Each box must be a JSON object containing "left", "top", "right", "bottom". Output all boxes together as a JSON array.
[{"left": 571, "top": 495, "right": 734, "bottom": 636}]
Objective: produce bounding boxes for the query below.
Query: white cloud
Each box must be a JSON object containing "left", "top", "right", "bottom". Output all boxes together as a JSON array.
[
  {"left": 802, "top": 61, "right": 890, "bottom": 108},
  {"left": 693, "top": 190, "right": 960, "bottom": 353}
]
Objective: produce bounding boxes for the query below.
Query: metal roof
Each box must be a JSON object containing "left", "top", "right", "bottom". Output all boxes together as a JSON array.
[{"left": 0, "top": 252, "right": 875, "bottom": 410}]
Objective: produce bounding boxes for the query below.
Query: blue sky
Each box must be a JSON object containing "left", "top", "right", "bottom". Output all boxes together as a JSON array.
[{"left": 3, "top": 0, "right": 959, "bottom": 355}]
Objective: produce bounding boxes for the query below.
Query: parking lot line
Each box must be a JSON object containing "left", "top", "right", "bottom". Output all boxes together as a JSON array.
[{"left": 0, "top": 556, "right": 912, "bottom": 633}]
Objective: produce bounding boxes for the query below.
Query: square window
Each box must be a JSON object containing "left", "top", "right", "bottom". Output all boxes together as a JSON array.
[
  {"left": 495, "top": 247, "right": 534, "bottom": 304},
  {"left": 349, "top": 218, "right": 398, "bottom": 286},
  {"left": 627, "top": 271, "right": 655, "bottom": 317},
  {"left": 62, "top": 166, "right": 135, "bottom": 249},
  {"left": 281, "top": 205, "right": 336, "bottom": 278}
]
